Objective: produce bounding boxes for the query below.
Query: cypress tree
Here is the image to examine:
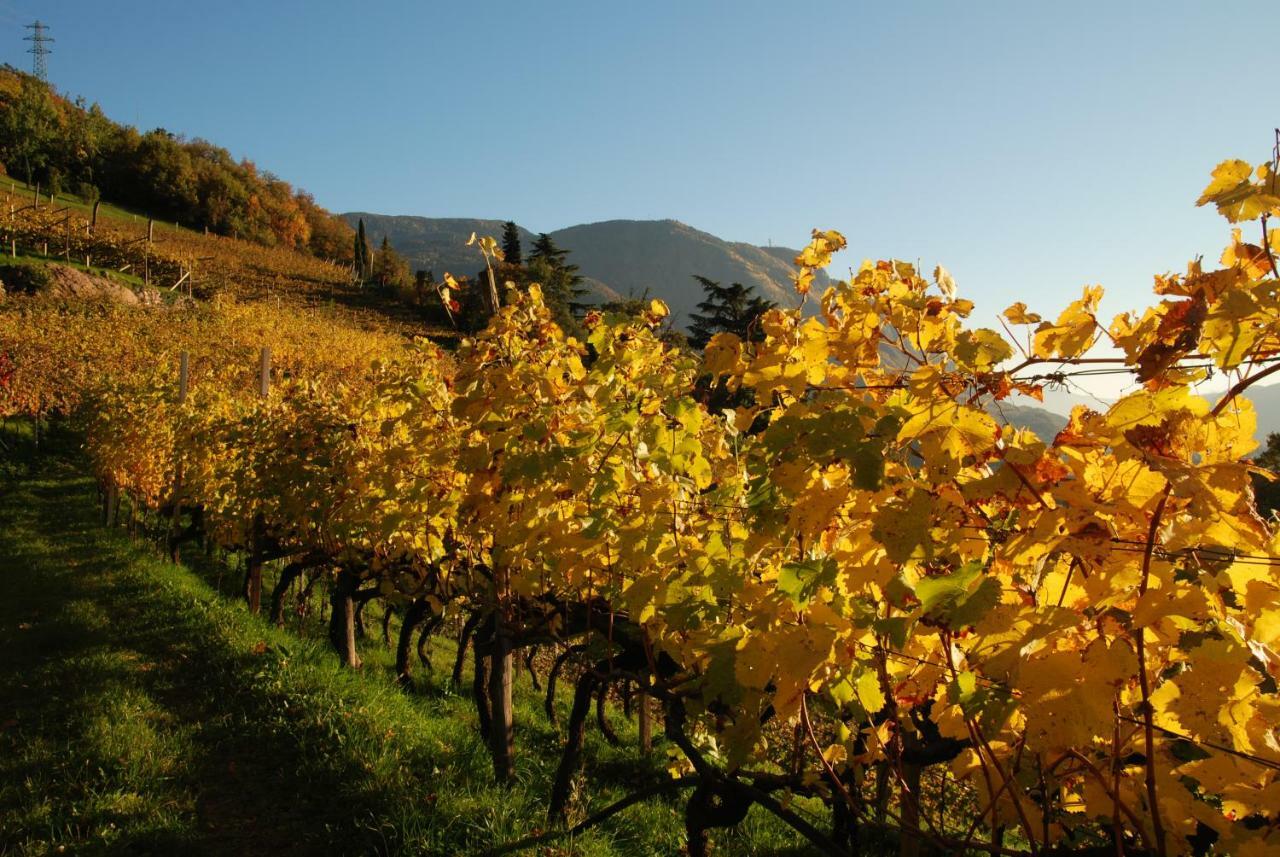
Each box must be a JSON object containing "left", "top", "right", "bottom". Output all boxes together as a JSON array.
[
  {"left": 377, "top": 235, "right": 391, "bottom": 287},
  {"left": 501, "top": 221, "right": 523, "bottom": 266},
  {"left": 354, "top": 218, "right": 370, "bottom": 282}
]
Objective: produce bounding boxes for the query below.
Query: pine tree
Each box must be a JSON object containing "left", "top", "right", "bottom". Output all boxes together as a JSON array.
[
  {"left": 687, "top": 276, "right": 775, "bottom": 417},
  {"left": 529, "top": 233, "right": 565, "bottom": 265},
  {"left": 527, "top": 233, "right": 589, "bottom": 331},
  {"left": 501, "top": 221, "right": 523, "bottom": 266},
  {"left": 687, "top": 276, "right": 774, "bottom": 350}
]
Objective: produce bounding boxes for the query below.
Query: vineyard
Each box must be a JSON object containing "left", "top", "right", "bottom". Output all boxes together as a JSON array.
[
  {"left": 2, "top": 148, "right": 1280, "bottom": 857},
  {"left": 0, "top": 178, "right": 436, "bottom": 335}
]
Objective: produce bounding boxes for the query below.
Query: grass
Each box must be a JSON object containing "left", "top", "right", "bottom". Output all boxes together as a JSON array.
[{"left": 0, "top": 426, "right": 819, "bottom": 856}]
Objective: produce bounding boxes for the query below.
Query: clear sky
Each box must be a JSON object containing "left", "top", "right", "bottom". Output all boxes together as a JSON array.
[{"left": 2, "top": 1, "right": 1276, "bottom": 400}]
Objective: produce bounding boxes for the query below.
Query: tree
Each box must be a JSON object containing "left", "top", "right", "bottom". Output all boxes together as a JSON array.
[
  {"left": 371, "top": 235, "right": 410, "bottom": 294},
  {"left": 529, "top": 233, "right": 568, "bottom": 267},
  {"left": 527, "top": 233, "right": 588, "bottom": 332},
  {"left": 354, "top": 218, "right": 371, "bottom": 283},
  {"left": 299, "top": 191, "right": 355, "bottom": 261},
  {"left": 0, "top": 76, "right": 60, "bottom": 183},
  {"left": 413, "top": 269, "right": 433, "bottom": 308},
  {"left": 501, "top": 221, "right": 522, "bottom": 266},
  {"left": 0, "top": 67, "right": 353, "bottom": 260},
  {"left": 686, "top": 276, "right": 774, "bottom": 350}
]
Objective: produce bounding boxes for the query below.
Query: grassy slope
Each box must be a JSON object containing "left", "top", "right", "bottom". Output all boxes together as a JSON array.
[
  {"left": 0, "top": 431, "right": 812, "bottom": 856},
  {"left": 1, "top": 177, "right": 453, "bottom": 342}
]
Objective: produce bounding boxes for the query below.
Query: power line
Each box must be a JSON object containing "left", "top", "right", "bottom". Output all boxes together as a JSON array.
[{"left": 23, "top": 20, "right": 53, "bottom": 82}]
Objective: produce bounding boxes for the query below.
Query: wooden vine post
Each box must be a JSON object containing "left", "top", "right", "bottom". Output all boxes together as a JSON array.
[
  {"left": 638, "top": 691, "right": 652, "bottom": 754},
  {"left": 144, "top": 218, "right": 153, "bottom": 287},
  {"left": 245, "top": 347, "right": 269, "bottom": 613},
  {"left": 489, "top": 568, "right": 516, "bottom": 783},
  {"left": 485, "top": 264, "right": 501, "bottom": 316},
  {"left": 166, "top": 352, "right": 189, "bottom": 561}
]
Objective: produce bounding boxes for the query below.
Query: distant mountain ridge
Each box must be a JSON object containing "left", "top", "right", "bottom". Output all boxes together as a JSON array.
[
  {"left": 341, "top": 213, "right": 828, "bottom": 325},
  {"left": 341, "top": 215, "right": 534, "bottom": 282}
]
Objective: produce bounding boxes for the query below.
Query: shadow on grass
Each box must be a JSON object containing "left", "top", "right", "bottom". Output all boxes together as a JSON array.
[
  {"left": 0, "top": 466, "right": 435, "bottom": 855},
  {"left": 0, "top": 435, "right": 824, "bottom": 856}
]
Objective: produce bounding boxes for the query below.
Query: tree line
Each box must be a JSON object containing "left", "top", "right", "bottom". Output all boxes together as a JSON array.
[{"left": 0, "top": 67, "right": 354, "bottom": 260}]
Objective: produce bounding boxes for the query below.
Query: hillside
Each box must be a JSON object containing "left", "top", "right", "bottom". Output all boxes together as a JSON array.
[
  {"left": 1207, "top": 380, "right": 1280, "bottom": 443},
  {"left": 343, "top": 214, "right": 829, "bottom": 325},
  {"left": 0, "top": 68, "right": 353, "bottom": 260},
  {"left": 990, "top": 400, "right": 1069, "bottom": 441},
  {"left": 0, "top": 178, "right": 441, "bottom": 339},
  {"left": 551, "top": 220, "right": 829, "bottom": 324}
]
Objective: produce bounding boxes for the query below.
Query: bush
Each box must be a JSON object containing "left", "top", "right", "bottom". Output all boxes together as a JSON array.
[{"left": 0, "top": 262, "right": 54, "bottom": 294}]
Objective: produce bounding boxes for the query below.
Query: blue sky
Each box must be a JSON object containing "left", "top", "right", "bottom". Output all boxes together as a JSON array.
[{"left": 2, "top": 0, "right": 1275, "bottom": 399}]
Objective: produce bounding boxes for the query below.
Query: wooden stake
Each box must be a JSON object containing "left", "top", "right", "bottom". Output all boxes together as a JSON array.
[
  {"left": 259, "top": 347, "right": 271, "bottom": 397},
  {"left": 246, "top": 348, "right": 270, "bottom": 613},
  {"left": 167, "top": 351, "right": 189, "bottom": 562},
  {"left": 638, "top": 693, "right": 652, "bottom": 754},
  {"left": 489, "top": 618, "right": 515, "bottom": 783}
]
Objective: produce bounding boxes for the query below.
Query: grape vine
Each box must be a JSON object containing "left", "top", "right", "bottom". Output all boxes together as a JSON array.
[{"left": 3, "top": 147, "right": 1279, "bottom": 856}]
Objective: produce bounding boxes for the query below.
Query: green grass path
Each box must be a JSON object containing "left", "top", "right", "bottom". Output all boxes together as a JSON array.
[{"left": 0, "top": 452, "right": 809, "bottom": 856}]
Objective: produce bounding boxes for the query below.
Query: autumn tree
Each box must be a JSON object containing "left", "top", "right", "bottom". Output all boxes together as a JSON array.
[
  {"left": 0, "top": 75, "right": 59, "bottom": 183},
  {"left": 0, "top": 67, "right": 353, "bottom": 259},
  {"left": 371, "top": 235, "right": 410, "bottom": 294}
]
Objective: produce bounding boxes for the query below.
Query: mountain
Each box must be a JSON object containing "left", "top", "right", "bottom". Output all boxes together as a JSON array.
[
  {"left": 1005, "top": 382, "right": 1280, "bottom": 446},
  {"left": 1202, "top": 381, "right": 1280, "bottom": 444},
  {"left": 1247, "top": 384, "right": 1280, "bottom": 441},
  {"left": 548, "top": 220, "right": 828, "bottom": 324},
  {"left": 341, "top": 214, "right": 827, "bottom": 326},
  {"left": 342, "top": 212, "right": 1091, "bottom": 440},
  {"left": 342, "top": 215, "right": 535, "bottom": 281},
  {"left": 990, "top": 401, "right": 1069, "bottom": 442}
]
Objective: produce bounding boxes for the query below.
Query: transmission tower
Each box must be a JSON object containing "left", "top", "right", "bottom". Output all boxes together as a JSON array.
[{"left": 23, "top": 21, "right": 53, "bottom": 82}]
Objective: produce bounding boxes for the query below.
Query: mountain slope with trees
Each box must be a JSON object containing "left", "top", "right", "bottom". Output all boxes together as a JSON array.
[
  {"left": 342, "top": 214, "right": 829, "bottom": 326},
  {"left": 0, "top": 67, "right": 353, "bottom": 260}
]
